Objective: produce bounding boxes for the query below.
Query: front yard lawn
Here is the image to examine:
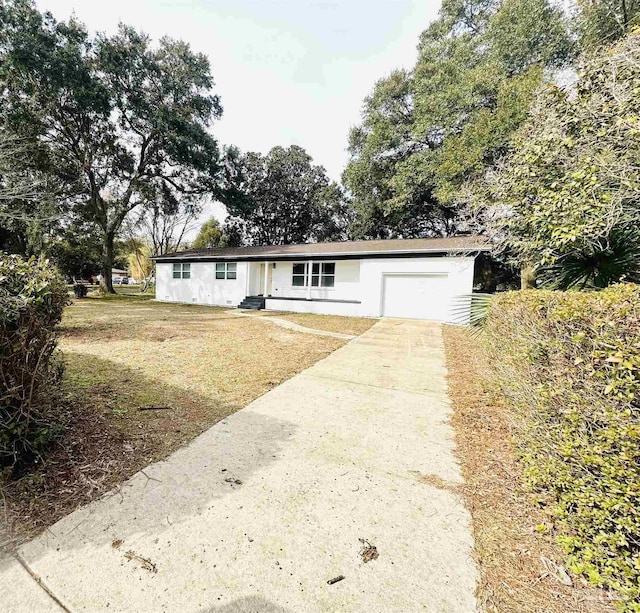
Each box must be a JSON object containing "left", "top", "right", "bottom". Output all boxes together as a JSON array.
[
  {"left": 3, "top": 296, "right": 367, "bottom": 541},
  {"left": 244, "top": 310, "right": 378, "bottom": 336}
]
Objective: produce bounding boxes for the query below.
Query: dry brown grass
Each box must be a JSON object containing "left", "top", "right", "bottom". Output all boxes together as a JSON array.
[
  {"left": 2, "top": 297, "right": 348, "bottom": 542},
  {"left": 241, "top": 310, "right": 378, "bottom": 336},
  {"left": 442, "top": 325, "right": 616, "bottom": 613}
]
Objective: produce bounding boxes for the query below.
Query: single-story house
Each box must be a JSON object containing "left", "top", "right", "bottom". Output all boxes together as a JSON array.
[{"left": 152, "top": 236, "right": 490, "bottom": 322}]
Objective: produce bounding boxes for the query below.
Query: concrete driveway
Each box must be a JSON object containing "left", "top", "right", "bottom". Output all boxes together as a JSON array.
[{"left": 3, "top": 319, "right": 477, "bottom": 612}]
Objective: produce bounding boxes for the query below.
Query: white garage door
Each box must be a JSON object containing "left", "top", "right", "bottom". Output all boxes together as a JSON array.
[{"left": 382, "top": 273, "right": 451, "bottom": 321}]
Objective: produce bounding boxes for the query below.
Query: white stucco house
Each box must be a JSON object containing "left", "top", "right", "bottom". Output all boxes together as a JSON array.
[{"left": 152, "top": 236, "right": 489, "bottom": 322}]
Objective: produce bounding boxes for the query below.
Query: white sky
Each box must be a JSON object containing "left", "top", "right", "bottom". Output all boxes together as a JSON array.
[{"left": 35, "top": 0, "right": 441, "bottom": 226}]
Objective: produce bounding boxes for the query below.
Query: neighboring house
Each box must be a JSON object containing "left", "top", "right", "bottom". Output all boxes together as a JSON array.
[
  {"left": 152, "top": 237, "right": 489, "bottom": 322},
  {"left": 90, "top": 269, "right": 128, "bottom": 284}
]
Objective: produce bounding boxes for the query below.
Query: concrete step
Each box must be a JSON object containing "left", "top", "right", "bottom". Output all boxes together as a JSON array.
[{"left": 238, "top": 296, "right": 266, "bottom": 310}]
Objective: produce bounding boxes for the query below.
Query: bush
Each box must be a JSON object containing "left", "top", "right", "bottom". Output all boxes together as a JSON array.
[
  {"left": 73, "top": 283, "right": 88, "bottom": 298},
  {"left": 0, "top": 254, "right": 69, "bottom": 466},
  {"left": 483, "top": 285, "right": 640, "bottom": 609}
]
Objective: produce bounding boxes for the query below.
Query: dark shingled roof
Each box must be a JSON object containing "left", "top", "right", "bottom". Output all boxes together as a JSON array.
[{"left": 153, "top": 236, "right": 490, "bottom": 262}]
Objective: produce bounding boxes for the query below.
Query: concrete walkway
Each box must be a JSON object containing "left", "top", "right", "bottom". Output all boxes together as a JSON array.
[{"left": 5, "top": 320, "right": 477, "bottom": 612}]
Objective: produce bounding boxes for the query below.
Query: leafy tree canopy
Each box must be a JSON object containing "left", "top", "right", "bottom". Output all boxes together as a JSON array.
[
  {"left": 469, "top": 28, "right": 640, "bottom": 289},
  {"left": 576, "top": 0, "right": 640, "bottom": 51},
  {"left": 225, "top": 145, "right": 349, "bottom": 246},
  {"left": 343, "top": 0, "right": 572, "bottom": 239},
  {"left": 193, "top": 217, "right": 224, "bottom": 249},
  {"left": 127, "top": 240, "right": 152, "bottom": 282},
  {"left": 0, "top": 130, "right": 60, "bottom": 256},
  {"left": 46, "top": 222, "right": 103, "bottom": 280},
  {"left": 0, "top": 0, "right": 230, "bottom": 291}
]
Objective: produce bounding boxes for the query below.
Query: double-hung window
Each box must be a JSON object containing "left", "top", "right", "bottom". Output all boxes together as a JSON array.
[
  {"left": 291, "top": 262, "right": 335, "bottom": 288},
  {"left": 312, "top": 262, "right": 335, "bottom": 287},
  {"left": 172, "top": 263, "right": 191, "bottom": 279},
  {"left": 292, "top": 263, "right": 307, "bottom": 287},
  {"left": 215, "top": 262, "right": 237, "bottom": 280}
]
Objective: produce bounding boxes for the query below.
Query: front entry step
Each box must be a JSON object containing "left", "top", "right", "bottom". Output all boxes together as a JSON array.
[{"left": 237, "top": 296, "right": 266, "bottom": 310}]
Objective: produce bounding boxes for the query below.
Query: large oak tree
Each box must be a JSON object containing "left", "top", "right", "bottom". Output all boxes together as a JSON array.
[
  {"left": 0, "top": 0, "right": 229, "bottom": 291},
  {"left": 225, "top": 145, "right": 349, "bottom": 246},
  {"left": 470, "top": 29, "right": 640, "bottom": 289},
  {"left": 343, "top": 0, "right": 572, "bottom": 239}
]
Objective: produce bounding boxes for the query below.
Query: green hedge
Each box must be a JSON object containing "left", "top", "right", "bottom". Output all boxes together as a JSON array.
[
  {"left": 484, "top": 285, "right": 640, "bottom": 610},
  {"left": 0, "top": 254, "right": 69, "bottom": 466}
]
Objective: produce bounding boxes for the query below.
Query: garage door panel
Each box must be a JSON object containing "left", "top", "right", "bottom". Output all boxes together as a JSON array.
[{"left": 382, "top": 274, "right": 450, "bottom": 321}]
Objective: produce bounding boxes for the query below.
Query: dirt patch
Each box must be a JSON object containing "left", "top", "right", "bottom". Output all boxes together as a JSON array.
[{"left": 442, "top": 325, "right": 615, "bottom": 613}]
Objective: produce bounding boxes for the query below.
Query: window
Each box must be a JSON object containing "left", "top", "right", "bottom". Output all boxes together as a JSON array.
[
  {"left": 313, "top": 262, "right": 335, "bottom": 288},
  {"left": 172, "top": 263, "right": 191, "bottom": 279},
  {"left": 292, "top": 263, "right": 307, "bottom": 287},
  {"left": 215, "top": 262, "right": 237, "bottom": 280},
  {"left": 291, "top": 262, "right": 335, "bottom": 288}
]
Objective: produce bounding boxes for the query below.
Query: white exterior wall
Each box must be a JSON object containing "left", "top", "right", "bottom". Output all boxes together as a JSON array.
[
  {"left": 269, "top": 260, "right": 361, "bottom": 302},
  {"left": 266, "top": 256, "right": 475, "bottom": 322},
  {"left": 155, "top": 262, "right": 249, "bottom": 307},
  {"left": 358, "top": 256, "right": 475, "bottom": 318},
  {"left": 265, "top": 298, "right": 362, "bottom": 317},
  {"left": 155, "top": 256, "right": 476, "bottom": 322}
]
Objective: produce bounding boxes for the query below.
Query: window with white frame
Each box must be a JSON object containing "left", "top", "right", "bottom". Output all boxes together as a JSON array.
[
  {"left": 313, "top": 262, "right": 335, "bottom": 287},
  {"left": 292, "top": 262, "right": 307, "bottom": 286},
  {"left": 291, "top": 262, "right": 335, "bottom": 288},
  {"left": 172, "top": 263, "right": 191, "bottom": 279},
  {"left": 215, "top": 262, "right": 237, "bottom": 280}
]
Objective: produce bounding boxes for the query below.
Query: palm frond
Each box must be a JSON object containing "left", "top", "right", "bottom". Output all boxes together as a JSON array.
[
  {"left": 539, "top": 227, "right": 640, "bottom": 290},
  {"left": 450, "top": 293, "right": 494, "bottom": 331}
]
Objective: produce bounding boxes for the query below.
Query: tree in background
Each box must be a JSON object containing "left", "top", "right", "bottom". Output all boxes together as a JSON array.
[
  {"left": 0, "top": 0, "right": 230, "bottom": 293},
  {"left": 470, "top": 29, "right": 640, "bottom": 288},
  {"left": 47, "top": 222, "right": 103, "bottom": 281},
  {"left": 343, "top": 70, "right": 452, "bottom": 239},
  {"left": 343, "top": 0, "right": 572, "bottom": 239},
  {"left": 576, "top": 0, "right": 640, "bottom": 51},
  {"left": 0, "top": 130, "right": 60, "bottom": 255},
  {"left": 127, "top": 240, "right": 153, "bottom": 285},
  {"left": 225, "top": 145, "right": 349, "bottom": 246},
  {"left": 134, "top": 189, "right": 200, "bottom": 257},
  {"left": 193, "top": 217, "right": 224, "bottom": 249}
]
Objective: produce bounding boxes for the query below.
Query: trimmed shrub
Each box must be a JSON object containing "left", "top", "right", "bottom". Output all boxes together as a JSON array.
[
  {"left": 483, "top": 285, "right": 640, "bottom": 609},
  {"left": 0, "top": 254, "right": 69, "bottom": 466}
]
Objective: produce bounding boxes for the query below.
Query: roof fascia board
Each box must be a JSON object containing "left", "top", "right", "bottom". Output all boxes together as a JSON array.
[{"left": 153, "top": 248, "right": 489, "bottom": 263}]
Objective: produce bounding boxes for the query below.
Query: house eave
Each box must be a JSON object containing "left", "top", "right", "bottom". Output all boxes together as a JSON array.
[{"left": 152, "top": 247, "right": 489, "bottom": 264}]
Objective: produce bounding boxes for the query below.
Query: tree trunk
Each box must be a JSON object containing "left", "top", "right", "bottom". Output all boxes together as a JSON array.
[
  {"left": 520, "top": 263, "right": 536, "bottom": 290},
  {"left": 101, "top": 231, "right": 116, "bottom": 294}
]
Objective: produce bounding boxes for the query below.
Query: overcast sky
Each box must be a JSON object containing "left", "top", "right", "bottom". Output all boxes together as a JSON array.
[
  {"left": 34, "top": 0, "right": 440, "bottom": 226},
  {"left": 35, "top": 0, "right": 440, "bottom": 178}
]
